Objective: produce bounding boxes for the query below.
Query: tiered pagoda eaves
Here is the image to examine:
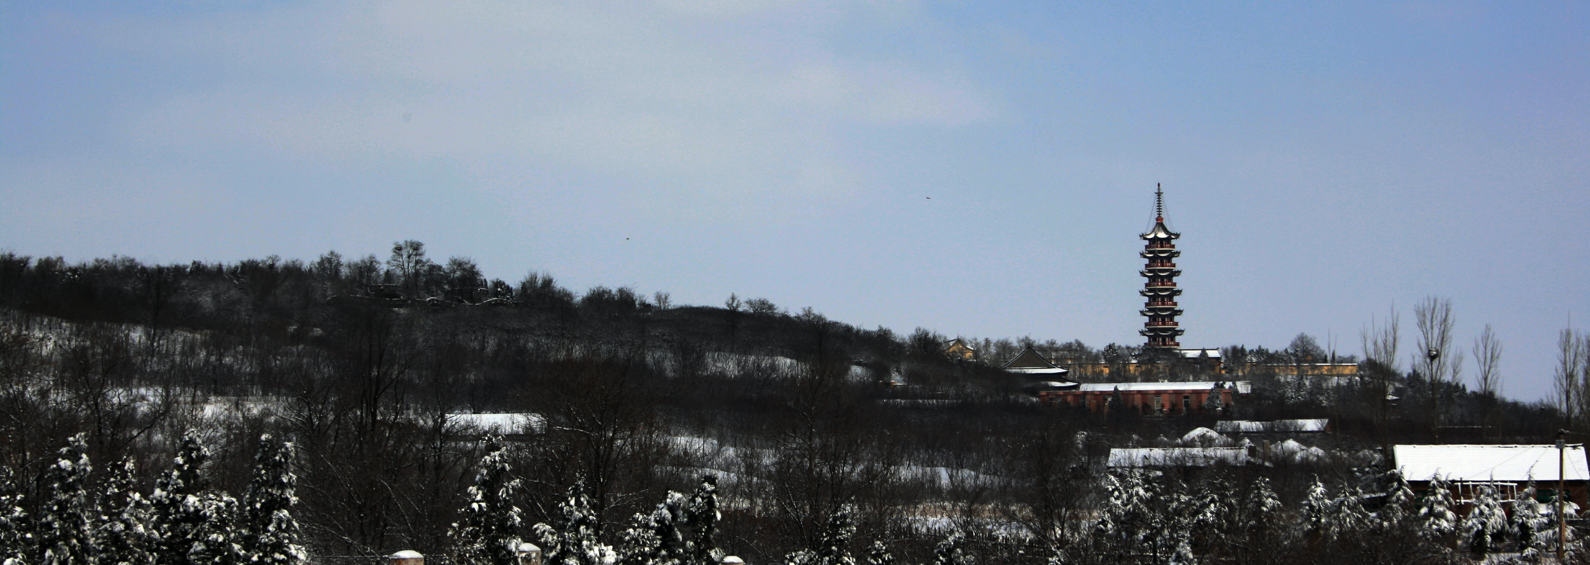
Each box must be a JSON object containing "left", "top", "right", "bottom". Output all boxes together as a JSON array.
[{"left": 1139, "top": 184, "right": 1184, "bottom": 349}]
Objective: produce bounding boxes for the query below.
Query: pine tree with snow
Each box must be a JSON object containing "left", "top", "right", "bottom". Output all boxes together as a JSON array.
[
  {"left": 1416, "top": 476, "right": 1457, "bottom": 541},
  {"left": 1225, "top": 476, "right": 1282, "bottom": 563},
  {"left": 864, "top": 541, "right": 892, "bottom": 565},
  {"left": 186, "top": 493, "right": 242, "bottom": 565},
  {"left": 1201, "top": 383, "right": 1224, "bottom": 415},
  {"left": 1106, "top": 387, "right": 1126, "bottom": 415},
  {"left": 1375, "top": 470, "right": 1416, "bottom": 530},
  {"left": 1329, "top": 485, "right": 1369, "bottom": 540},
  {"left": 1094, "top": 471, "right": 1157, "bottom": 558},
  {"left": 1185, "top": 477, "right": 1232, "bottom": 549},
  {"left": 931, "top": 532, "right": 971, "bottom": 565},
  {"left": 36, "top": 433, "right": 97, "bottom": 565},
  {"left": 617, "top": 491, "right": 686, "bottom": 565},
  {"left": 0, "top": 465, "right": 33, "bottom": 565},
  {"left": 1512, "top": 482, "right": 1547, "bottom": 556},
  {"left": 684, "top": 476, "right": 721, "bottom": 565},
  {"left": 150, "top": 429, "right": 218, "bottom": 565},
  {"left": 1300, "top": 476, "right": 1332, "bottom": 542},
  {"left": 1528, "top": 484, "right": 1581, "bottom": 559},
  {"left": 239, "top": 435, "right": 304, "bottom": 565},
  {"left": 616, "top": 513, "right": 660, "bottom": 565},
  {"left": 784, "top": 507, "right": 856, "bottom": 565},
  {"left": 1460, "top": 485, "right": 1506, "bottom": 556},
  {"left": 534, "top": 480, "right": 614, "bottom": 565},
  {"left": 1154, "top": 484, "right": 1195, "bottom": 564},
  {"left": 97, "top": 458, "right": 155, "bottom": 565},
  {"left": 453, "top": 443, "right": 525, "bottom": 565}
]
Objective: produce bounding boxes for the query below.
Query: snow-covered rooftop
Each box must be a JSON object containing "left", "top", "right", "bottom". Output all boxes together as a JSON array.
[
  {"left": 1216, "top": 419, "right": 1328, "bottom": 433},
  {"left": 1392, "top": 444, "right": 1590, "bottom": 483},
  {"left": 1108, "top": 447, "right": 1249, "bottom": 468},
  {"left": 1008, "top": 367, "right": 1071, "bottom": 375}
]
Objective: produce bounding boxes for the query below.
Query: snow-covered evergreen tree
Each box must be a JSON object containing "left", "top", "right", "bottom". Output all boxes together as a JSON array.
[
  {"left": 684, "top": 476, "right": 721, "bottom": 565},
  {"left": 1095, "top": 471, "right": 1157, "bottom": 554},
  {"left": 863, "top": 541, "right": 892, "bottom": 565},
  {"left": 617, "top": 492, "right": 685, "bottom": 565},
  {"left": 616, "top": 514, "right": 659, "bottom": 565},
  {"left": 0, "top": 465, "right": 34, "bottom": 565},
  {"left": 1185, "top": 477, "right": 1232, "bottom": 548},
  {"left": 239, "top": 435, "right": 304, "bottom": 565},
  {"left": 1105, "top": 388, "right": 1126, "bottom": 415},
  {"left": 1239, "top": 476, "right": 1282, "bottom": 524},
  {"left": 1512, "top": 482, "right": 1547, "bottom": 557},
  {"left": 931, "top": 532, "right": 971, "bottom": 565},
  {"left": 534, "top": 480, "right": 614, "bottom": 565},
  {"left": 1529, "top": 484, "right": 1581, "bottom": 559},
  {"left": 1329, "top": 485, "right": 1369, "bottom": 540},
  {"left": 453, "top": 443, "right": 524, "bottom": 565},
  {"left": 97, "top": 458, "right": 155, "bottom": 565},
  {"left": 150, "top": 429, "right": 221, "bottom": 565},
  {"left": 1375, "top": 470, "right": 1415, "bottom": 529},
  {"left": 186, "top": 493, "right": 242, "bottom": 565},
  {"left": 1416, "top": 476, "right": 1457, "bottom": 541},
  {"left": 1223, "top": 475, "right": 1281, "bottom": 561},
  {"left": 784, "top": 507, "right": 855, "bottom": 565},
  {"left": 1156, "top": 484, "right": 1194, "bottom": 564},
  {"left": 1201, "top": 383, "right": 1224, "bottom": 414},
  {"left": 1300, "top": 477, "right": 1331, "bottom": 541},
  {"left": 36, "top": 433, "right": 97, "bottom": 565},
  {"left": 1460, "top": 485, "right": 1506, "bottom": 555}
]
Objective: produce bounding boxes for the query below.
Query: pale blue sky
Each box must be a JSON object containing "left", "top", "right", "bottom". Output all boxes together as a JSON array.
[{"left": 3, "top": 1, "right": 1587, "bottom": 400}]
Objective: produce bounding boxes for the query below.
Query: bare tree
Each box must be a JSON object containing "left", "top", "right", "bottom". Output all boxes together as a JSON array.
[
  {"left": 1414, "top": 296, "right": 1458, "bottom": 434},
  {"left": 1472, "top": 325, "right": 1502, "bottom": 397},
  {"left": 1358, "top": 306, "right": 1402, "bottom": 433},
  {"left": 1555, "top": 329, "right": 1585, "bottom": 430},
  {"left": 1360, "top": 306, "right": 1401, "bottom": 373},
  {"left": 1413, "top": 297, "right": 1457, "bottom": 382},
  {"left": 387, "top": 240, "right": 430, "bottom": 298}
]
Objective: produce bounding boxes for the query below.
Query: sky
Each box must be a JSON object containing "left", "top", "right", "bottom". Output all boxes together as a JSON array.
[{"left": 2, "top": 1, "right": 1587, "bottom": 401}]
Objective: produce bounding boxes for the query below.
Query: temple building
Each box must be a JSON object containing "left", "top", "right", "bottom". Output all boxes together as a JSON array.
[{"left": 1140, "top": 184, "right": 1185, "bottom": 350}]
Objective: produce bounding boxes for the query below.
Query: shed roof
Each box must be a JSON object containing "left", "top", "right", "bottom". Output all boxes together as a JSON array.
[{"left": 1392, "top": 444, "right": 1590, "bottom": 483}]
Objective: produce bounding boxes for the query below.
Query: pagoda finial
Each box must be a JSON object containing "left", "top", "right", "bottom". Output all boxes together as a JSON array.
[{"left": 1155, "top": 183, "right": 1164, "bottom": 222}]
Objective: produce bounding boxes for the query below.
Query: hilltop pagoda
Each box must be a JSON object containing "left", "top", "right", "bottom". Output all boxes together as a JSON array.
[{"left": 1139, "top": 184, "right": 1184, "bottom": 349}]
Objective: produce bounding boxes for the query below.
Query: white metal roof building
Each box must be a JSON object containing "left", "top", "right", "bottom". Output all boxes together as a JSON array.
[{"left": 1392, "top": 444, "right": 1589, "bottom": 483}]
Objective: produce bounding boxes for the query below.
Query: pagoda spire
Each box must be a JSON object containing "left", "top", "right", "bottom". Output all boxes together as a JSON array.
[
  {"left": 1139, "top": 184, "right": 1184, "bottom": 350},
  {"left": 1155, "top": 182, "right": 1164, "bottom": 221}
]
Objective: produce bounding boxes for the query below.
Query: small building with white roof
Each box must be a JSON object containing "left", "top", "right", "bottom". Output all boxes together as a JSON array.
[{"left": 1392, "top": 444, "right": 1590, "bottom": 505}]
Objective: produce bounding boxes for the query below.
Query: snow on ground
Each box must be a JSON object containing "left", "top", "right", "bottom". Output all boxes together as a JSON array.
[{"left": 446, "top": 413, "right": 547, "bottom": 434}]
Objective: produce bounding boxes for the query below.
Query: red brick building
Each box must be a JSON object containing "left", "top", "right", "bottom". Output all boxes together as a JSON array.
[{"left": 1037, "top": 381, "right": 1250, "bottom": 415}]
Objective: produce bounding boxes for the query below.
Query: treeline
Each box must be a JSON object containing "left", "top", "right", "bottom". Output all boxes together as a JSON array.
[{"left": 0, "top": 245, "right": 1574, "bottom": 563}]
